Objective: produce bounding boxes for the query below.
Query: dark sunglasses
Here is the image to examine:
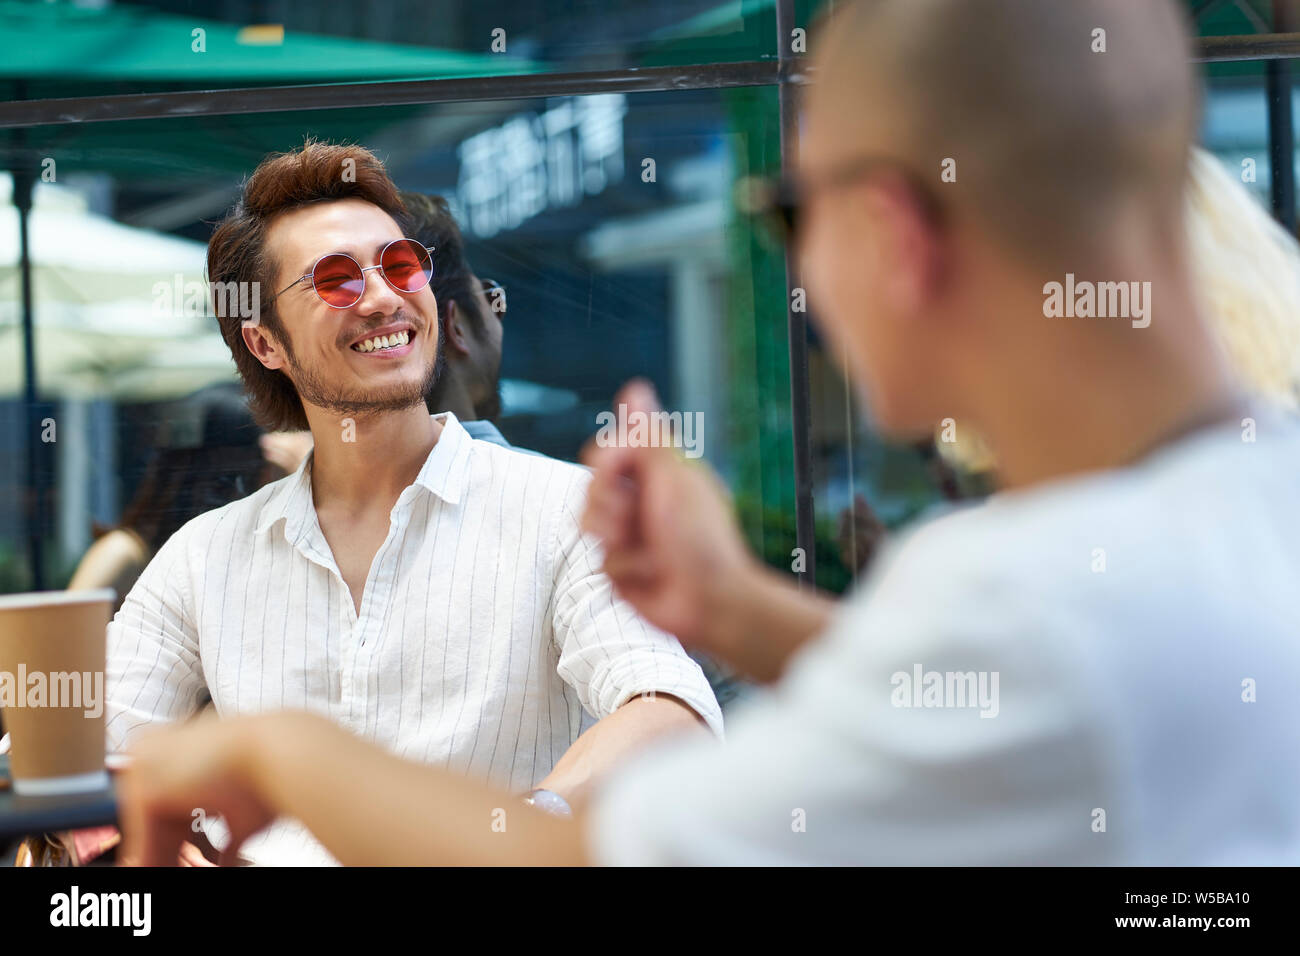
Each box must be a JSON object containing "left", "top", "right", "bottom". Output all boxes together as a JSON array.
[
  {"left": 270, "top": 238, "right": 436, "bottom": 310},
  {"left": 736, "top": 156, "right": 942, "bottom": 245}
]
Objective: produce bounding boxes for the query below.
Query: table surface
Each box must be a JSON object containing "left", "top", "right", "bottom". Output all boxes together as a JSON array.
[{"left": 0, "top": 754, "right": 119, "bottom": 842}]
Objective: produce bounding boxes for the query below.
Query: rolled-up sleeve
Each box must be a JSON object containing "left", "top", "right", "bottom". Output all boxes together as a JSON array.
[
  {"left": 549, "top": 470, "right": 724, "bottom": 738},
  {"left": 104, "top": 525, "right": 207, "bottom": 753}
]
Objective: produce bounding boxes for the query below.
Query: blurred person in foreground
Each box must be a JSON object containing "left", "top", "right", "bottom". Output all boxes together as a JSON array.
[
  {"left": 839, "top": 145, "right": 1300, "bottom": 575},
  {"left": 118, "top": 0, "right": 1298, "bottom": 865},
  {"left": 104, "top": 139, "right": 721, "bottom": 866}
]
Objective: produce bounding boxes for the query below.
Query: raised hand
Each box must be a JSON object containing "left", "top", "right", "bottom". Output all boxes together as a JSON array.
[{"left": 580, "top": 380, "right": 757, "bottom": 655}]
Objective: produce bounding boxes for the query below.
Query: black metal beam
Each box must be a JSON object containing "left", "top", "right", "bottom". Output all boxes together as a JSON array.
[
  {"left": 1193, "top": 30, "right": 1300, "bottom": 61},
  {"left": 0, "top": 60, "right": 795, "bottom": 130},
  {"left": 13, "top": 165, "right": 44, "bottom": 592},
  {"left": 774, "top": 0, "right": 816, "bottom": 589},
  {"left": 1267, "top": 5, "right": 1298, "bottom": 232},
  {"left": 1, "top": 30, "right": 1296, "bottom": 132}
]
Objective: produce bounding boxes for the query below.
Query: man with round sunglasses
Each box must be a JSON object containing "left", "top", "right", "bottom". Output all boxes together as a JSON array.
[{"left": 102, "top": 139, "right": 722, "bottom": 865}]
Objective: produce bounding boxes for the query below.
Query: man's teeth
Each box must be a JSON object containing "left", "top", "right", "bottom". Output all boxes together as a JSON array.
[{"left": 352, "top": 330, "right": 411, "bottom": 352}]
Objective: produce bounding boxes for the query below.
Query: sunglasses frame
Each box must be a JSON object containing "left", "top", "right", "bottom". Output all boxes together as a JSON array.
[
  {"left": 270, "top": 238, "right": 437, "bottom": 310},
  {"left": 737, "top": 156, "right": 944, "bottom": 245}
]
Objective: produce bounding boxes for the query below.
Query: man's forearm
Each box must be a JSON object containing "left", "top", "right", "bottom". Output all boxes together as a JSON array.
[
  {"left": 246, "top": 713, "right": 589, "bottom": 866},
  {"left": 536, "top": 694, "right": 710, "bottom": 807},
  {"left": 710, "top": 563, "right": 836, "bottom": 684}
]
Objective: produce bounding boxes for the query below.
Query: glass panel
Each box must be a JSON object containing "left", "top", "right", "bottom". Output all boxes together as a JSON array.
[
  {"left": 0, "top": 88, "right": 799, "bottom": 711},
  {"left": 1201, "top": 61, "right": 1298, "bottom": 217}
]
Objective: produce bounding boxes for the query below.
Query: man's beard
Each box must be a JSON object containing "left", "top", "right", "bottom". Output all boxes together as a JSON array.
[{"left": 280, "top": 313, "right": 446, "bottom": 420}]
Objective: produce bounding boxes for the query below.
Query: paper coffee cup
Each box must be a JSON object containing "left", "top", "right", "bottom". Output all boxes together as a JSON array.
[{"left": 0, "top": 589, "right": 114, "bottom": 795}]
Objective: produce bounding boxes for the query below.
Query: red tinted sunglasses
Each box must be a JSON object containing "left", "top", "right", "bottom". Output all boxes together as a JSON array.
[{"left": 270, "top": 238, "right": 436, "bottom": 310}]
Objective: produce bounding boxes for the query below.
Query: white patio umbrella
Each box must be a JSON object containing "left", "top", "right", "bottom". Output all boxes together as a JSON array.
[{"left": 0, "top": 173, "right": 237, "bottom": 401}]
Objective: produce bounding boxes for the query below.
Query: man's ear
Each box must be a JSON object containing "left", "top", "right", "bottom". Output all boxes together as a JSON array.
[
  {"left": 869, "top": 180, "right": 947, "bottom": 313},
  {"left": 443, "top": 300, "right": 473, "bottom": 356},
  {"left": 241, "top": 322, "right": 287, "bottom": 370}
]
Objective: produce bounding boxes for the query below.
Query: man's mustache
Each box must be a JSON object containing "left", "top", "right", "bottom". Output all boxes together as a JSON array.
[{"left": 341, "top": 309, "right": 423, "bottom": 348}]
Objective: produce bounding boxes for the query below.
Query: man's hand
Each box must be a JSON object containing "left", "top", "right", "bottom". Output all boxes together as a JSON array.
[
  {"left": 580, "top": 380, "right": 758, "bottom": 658},
  {"left": 118, "top": 715, "right": 277, "bottom": 867},
  {"left": 119, "top": 711, "right": 590, "bottom": 866},
  {"left": 581, "top": 381, "right": 836, "bottom": 682}
]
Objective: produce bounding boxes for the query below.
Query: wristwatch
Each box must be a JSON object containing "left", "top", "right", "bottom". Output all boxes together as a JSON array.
[{"left": 522, "top": 788, "right": 573, "bottom": 818}]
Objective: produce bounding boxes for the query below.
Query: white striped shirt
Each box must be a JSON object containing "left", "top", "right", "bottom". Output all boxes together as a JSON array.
[{"left": 105, "top": 411, "right": 722, "bottom": 864}]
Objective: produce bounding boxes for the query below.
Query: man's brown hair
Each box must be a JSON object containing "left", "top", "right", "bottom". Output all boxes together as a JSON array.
[{"left": 207, "top": 139, "right": 409, "bottom": 431}]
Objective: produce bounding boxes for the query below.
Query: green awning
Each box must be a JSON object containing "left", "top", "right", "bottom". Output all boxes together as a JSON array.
[
  {"left": 0, "top": 1, "right": 538, "bottom": 181},
  {"left": 0, "top": 0, "right": 534, "bottom": 84}
]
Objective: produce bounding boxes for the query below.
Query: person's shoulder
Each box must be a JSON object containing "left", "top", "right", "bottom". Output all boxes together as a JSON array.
[
  {"left": 89, "top": 527, "right": 149, "bottom": 566},
  {"left": 468, "top": 432, "right": 592, "bottom": 487},
  {"left": 67, "top": 528, "right": 150, "bottom": 594},
  {"left": 460, "top": 434, "right": 596, "bottom": 539},
  {"left": 863, "top": 405, "right": 1300, "bottom": 624}
]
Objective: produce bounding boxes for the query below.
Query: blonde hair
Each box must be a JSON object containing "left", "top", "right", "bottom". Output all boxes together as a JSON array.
[
  {"left": 937, "top": 147, "right": 1300, "bottom": 475},
  {"left": 1185, "top": 147, "right": 1300, "bottom": 410}
]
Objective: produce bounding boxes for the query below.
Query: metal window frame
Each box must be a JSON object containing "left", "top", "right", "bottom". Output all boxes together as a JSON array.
[
  {"left": 2, "top": 15, "right": 1298, "bottom": 590},
  {"left": 0, "top": 34, "right": 1297, "bottom": 129}
]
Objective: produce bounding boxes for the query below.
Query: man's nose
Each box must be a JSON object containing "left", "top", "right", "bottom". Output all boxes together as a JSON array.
[{"left": 354, "top": 265, "right": 404, "bottom": 314}]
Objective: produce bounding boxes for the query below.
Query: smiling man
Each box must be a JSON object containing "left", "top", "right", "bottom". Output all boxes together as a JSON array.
[{"left": 103, "top": 140, "right": 721, "bottom": 865}]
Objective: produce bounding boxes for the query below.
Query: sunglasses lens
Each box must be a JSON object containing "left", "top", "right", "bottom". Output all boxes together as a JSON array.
[
  {"left": 312, "top": 254, "right": 365, "bottom": 307},
  {"left": 382, "top": 240, "right": 433, "bottom": 293}
]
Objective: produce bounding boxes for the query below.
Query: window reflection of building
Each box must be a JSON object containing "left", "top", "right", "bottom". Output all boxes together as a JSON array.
[{"left": 456, "top": 95, "right": 628, "bottom": 239}]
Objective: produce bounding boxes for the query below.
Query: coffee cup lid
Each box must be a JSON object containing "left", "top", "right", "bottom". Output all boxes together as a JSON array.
[{"left": 0, "top": 589, "right": 116, "bottom": 612}]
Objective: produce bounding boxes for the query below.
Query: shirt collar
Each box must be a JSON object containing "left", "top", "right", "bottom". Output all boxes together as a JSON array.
[
  {"left": 254, "top": 411, "right": 473, "bottom": 542},
  {"left": 254, "top": 444, "right": 314, "bottom": 542},
  {"left": 412, "top": 411, "right": 473, "bottom": 504}
]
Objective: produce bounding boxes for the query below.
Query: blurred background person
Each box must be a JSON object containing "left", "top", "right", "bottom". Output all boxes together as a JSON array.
[
  {"left": 402, "top": 192, "right": 513, "bottom": 448},
  {"left": 1184, "top": 146, "right": 1300, "bottom": 411},
  {"left": 66, "top": 384, "right": 276, "bottom": 614}
]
